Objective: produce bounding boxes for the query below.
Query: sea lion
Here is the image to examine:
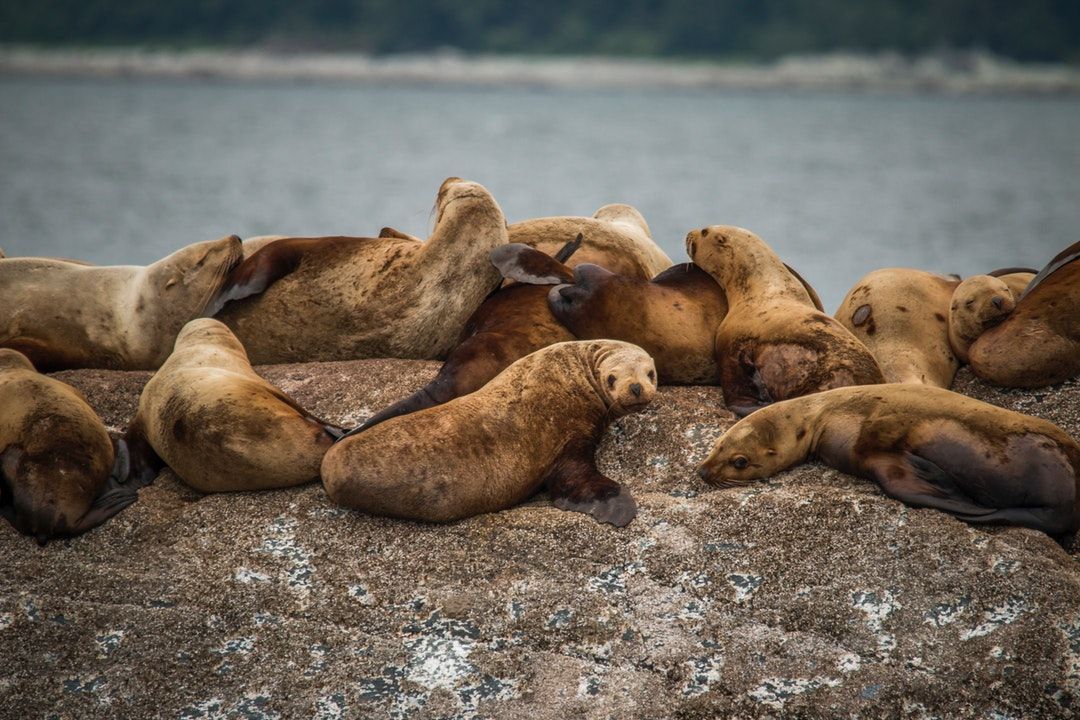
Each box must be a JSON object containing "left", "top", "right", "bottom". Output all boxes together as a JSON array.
[
  {"left": 352, "top": 241, "right": 582, "bottom": 432},
  {"left": 836, "top": 269, "right": 961, "bottom": 386},
  {"left": 0, "top": 349, "right": 137, "bottom": 543},
  {"left": 549, "top": 263, "right": 728, "bottom": 385},
  {"left": 124, "top": 319, "right": 344, "bottom": 493},
  {"left": 968, "top": 240, "right": 1080, "bottom": 387},
  {"left": 323, "top": 340, "right": 657, "bottom": 527},
  {"left": 948, "top": 270, "right": 1036, "bottom": 364},
  {"left": 696, "top": 384, "right": 1080, "bottom": 535},
  {"left": 0, "top": 235, "right": 243, "bottom": 371},
  {"left": 508, "top": 203, "right": 672, "bottom": 279},
  {"left": 211, "top": 178, "right": 509, "bottom": 363},
  {"left": 0, "top": 248, "right": 5, "bottom": 258},
  {"left": 687, "top": 225, "right": 884, "bottom": 414}
]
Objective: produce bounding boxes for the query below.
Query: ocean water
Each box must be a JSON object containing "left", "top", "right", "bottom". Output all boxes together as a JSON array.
[{"left": 2, "top": 75, "right": 1078, "bottom": 311}]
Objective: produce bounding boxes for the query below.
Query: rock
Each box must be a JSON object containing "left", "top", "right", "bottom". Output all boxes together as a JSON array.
[{"left": 1, "top": 361, "right": 1077, "bottom": 718}]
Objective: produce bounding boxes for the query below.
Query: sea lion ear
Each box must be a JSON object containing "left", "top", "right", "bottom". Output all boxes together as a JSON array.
[{"left": 489, "top": 243, "right": 575, "bottom": 285}]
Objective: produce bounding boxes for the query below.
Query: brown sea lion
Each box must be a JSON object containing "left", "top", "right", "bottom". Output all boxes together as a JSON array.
[
  {"left": 352, "top": 241, "right": 582, "bottom": 433},
  {"left": 124, "top": 319, "right": 343, "bottom": 493},
  {"left": 323, "top": 340, "right": 657, "bottom": 527},
  {"left": 549, "top": 263, "right": 728, "bottom": 385},
  {"left": 508, "top": 203, "right": 672, "bottom": 278},
  {"left": 687, "top": 225, "right": 884, "bottom": 414},
  {"left": 836, "top": 269, "right": 961, "bottom": 386},
  {"left": 948, "top": 270, "right": 1036, "bottom": 364},
  {"left": 0, "top": 235, "right": 243, "bottom": 371},
  {"left": 211, "top": 178, "right": 509, "bottom": 363},
  {"left": 0, "top": 349, "right": 137, "bottom": 543},
  {"left": 968, "top": 241, "right": 1080, "bottom": 387},
  {"left": 696, "top": 384, "right": 1080, "bottom": 535}
]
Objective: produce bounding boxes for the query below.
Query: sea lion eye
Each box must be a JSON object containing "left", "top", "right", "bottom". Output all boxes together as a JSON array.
[
  {"left": 731, "top": 456, "right": 749, "bottom": 469},
  {"left": 607, "top": 374, "right": 616, "bottom": 388},
  {"left": 647, "top": 370, "right": 656, "bottom": 383}
]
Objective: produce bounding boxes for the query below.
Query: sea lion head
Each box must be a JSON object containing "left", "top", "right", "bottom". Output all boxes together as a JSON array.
[
  {"left": 950, "top": 275, "right": 1016, "bottom": 352},
  {"left": 684, "top": 225, "right": 765, "bottom": 289},
  {"left": 589, "top": 341, "right": 657, "bottom": 417},
  {"left": 593, "top": 203, "right": 652, "bottom": 238},
  {"left": 0, "top": 348, "right": 35, "bottom": 372},
  {"left": 143, "top": 234, "right": 244, "bottom": 317},
  {"left": 172, "top": 318, "right": 247, "bottom": 357},
  {"left": 696, "top": 416, "right": 785, "bottom": 488},
  {"left": 548, "top": 263, "right": 620, "bottom": 333},
  {"left": 432, "top": 177, "right": 503, "bottom": 228}
]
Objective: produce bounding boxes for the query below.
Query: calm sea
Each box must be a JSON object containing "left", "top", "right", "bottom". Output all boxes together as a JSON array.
[{"left": 2, "top": 75, "right": 1078, "bottom": 311}]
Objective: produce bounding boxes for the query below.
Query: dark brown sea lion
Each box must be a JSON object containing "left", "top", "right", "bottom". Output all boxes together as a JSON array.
[
  {"left": 211, "top": 177, "right": 509, "bottom": 363},
  {"left": 125, "top": 319, "right": 343, "bottom": 493},
  {"left": 0, "top": 349, "right": 137, "bottom": 543},
  {"left": 0, "top": 235, "right": 243, "bottom": 370},
  {"left": 968, "top": 241, "right": 1080, "bottom": 387},
  {"left": 687, "top": 225, "right": 884, "bottom": 414},
  {"left": 548, "top": 263, "right": 728, "bottom": 385},
  {"left": 697, "top": 384, "right": 1080, "bottom": 536},
  {"left": 836, "top": 269, "right": 961, "bottom": 386},
  {"left": 323, "top": 341, "right": 657, "bottom": 527}
]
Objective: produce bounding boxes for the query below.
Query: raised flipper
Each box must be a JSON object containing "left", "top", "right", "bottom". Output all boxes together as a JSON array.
[
  {"left": 545, "top": 439, "right": 637, "bottom": 527},
  {"left": 1019, "top": 238, "right": 1080, "bottom": 302},
  {"left": 490, "top": 242, "right": 577, "bottom": 285},
  {"left": 553, "top": 233, "right": 583, "bottom": 263},
  {"left": 867, "top": 451, "right": 998, "bottom": 517},
  {"left": 784, "top": 263, "right": 824, "bottom": 312}
]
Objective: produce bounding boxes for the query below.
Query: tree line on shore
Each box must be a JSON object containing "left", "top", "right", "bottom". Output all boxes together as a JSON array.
[{"left": 3, "top": 0, "right": 1078, "bottom": 64}]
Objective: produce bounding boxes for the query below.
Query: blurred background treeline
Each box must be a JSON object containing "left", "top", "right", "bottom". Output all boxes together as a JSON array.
[{"left": 3, "top": 0, "right": 1079, "bottom": 64}]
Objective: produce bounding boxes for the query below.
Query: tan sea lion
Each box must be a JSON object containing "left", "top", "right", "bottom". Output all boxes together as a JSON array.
[
  {"left": 969, "top": 241, "right": 1080, "bottom": 387},
  {"left": 836, "top": 269, "right": 961, "bottom": 386},
  {"left": 0, "top": 235, "right": 243, "bottom": 371},
  {"left": 508, "top": 203, "right": 672, "bottom": 278},
  {"left": 211, "top": 178, "right": 509, "bottom": 363},
  {"left": 0, "top": 349, "right": 137, "bottom": 543},
  {"left": 124, "top": 319, "right": 344, "bottom": 493},
  {"left": 323, "top": 340, "right": 657, "bottom": 527},
  {"left": 948, "top": 269, "right": 1036, "bottom": 364},
  {"left": 687, "top": 225, "right": 884, "bottom": 414},
  {"left": 697, "top": 384, "right": 1080, "bottom": 535}
]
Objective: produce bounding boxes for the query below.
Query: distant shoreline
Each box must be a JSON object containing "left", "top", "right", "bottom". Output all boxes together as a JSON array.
[{"left": 2, "top": 45, "right": 1079, "bottom": 95}]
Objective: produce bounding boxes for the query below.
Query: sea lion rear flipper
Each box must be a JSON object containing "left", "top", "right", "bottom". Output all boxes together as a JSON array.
[
  {"left": 783, "top": 263, "right": 825, "bottom": 311},
  {"left": 1019, "top": 239, "right": 1080, "bottom": 302},
  {"left": 545, "top": 439, "right": 637, "bottom": 527},
  {"left": 868, "top": 452, "right": 997, "bottom": 517},
  {"left": 378, "top": 227, "right": 421, "bottom": 241},
  {"left": 553, "top": 233, "right": 583, "bottom": 264},
  {"left": 490, "top": 243, "right": 575, "bottom": 285}
]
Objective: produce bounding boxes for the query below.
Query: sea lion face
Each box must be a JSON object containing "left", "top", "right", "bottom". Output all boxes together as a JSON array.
[
  {"left": 593, "top": 344, "right": 657, "bottom": 416},
  {"left": 685, "top": 225, "right": 759, "bottom": 283},
  {"left": 951, "top": 275, "right": 1015, "bottom": 341},
  {"left": 433, "top": 177, "right": 501, "bottom": 227},
  {"left": 548, "top": 264, "right": 619, "bottom": 333},
  {"left": 145, "top": 235, "right": 244, "bottom": 316},
  {"left": 697, "top": 420, "right": 782, "bottom": 488},
  {"left": 173, "top": 318, "right": 246, "bottom": 354}
]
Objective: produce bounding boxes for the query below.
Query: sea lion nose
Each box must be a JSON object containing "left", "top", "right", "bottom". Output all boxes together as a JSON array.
[
  {"left": 697, "top": 465, "right": 710, "bottom": 480},
  {"left": 631, "top": 383, "right": 642, "bottom": 397},
  {"left": 991, "top": 295, "right": 1004, "bottom": 310}
]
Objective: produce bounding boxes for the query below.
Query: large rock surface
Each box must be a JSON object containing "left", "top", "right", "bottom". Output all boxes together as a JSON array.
[{"left": 2, "top": 362, "right": 1078, "bottom": 719}]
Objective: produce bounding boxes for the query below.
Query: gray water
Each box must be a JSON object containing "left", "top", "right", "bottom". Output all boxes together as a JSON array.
[{"left": 2, "top": 75, "right": 1079, "bottom": 311}]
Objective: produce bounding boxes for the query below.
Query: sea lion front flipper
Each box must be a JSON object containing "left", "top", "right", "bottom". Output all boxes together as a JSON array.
[
  {"left": 69, "top": 471, "right": 140, "bottom": 537},
  {"left": 867, "top": 452, "right": 997, "bottom": 517},
  {"left": 490, "top": 243, "right": 575, "bottom": 285},
  {"left": 545, "top": 439, "right": 637, "bottom": 527},
  {"left": 120, "top": 420, "right": 165, "bottom": 487},
  {"left": 204, "top": 237, "right": 310, "bottom": 316}
]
